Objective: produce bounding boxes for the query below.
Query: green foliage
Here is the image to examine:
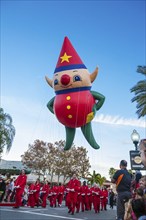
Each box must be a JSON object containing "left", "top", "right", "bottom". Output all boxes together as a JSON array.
[
  {"left": 0, "top": 108, "right": 15, "bottom": 157},
  {"left": 109, "top": 167, "right": 116, "bottom": 179},
  {"left": 21, "top": 140, "right": 91, "bottom": 183},
  {"left": 131, "top": 66, "right": 146, "bottom": 118},
  {"left": 87, "top": 170, "right": 106, "bottom": 186}
]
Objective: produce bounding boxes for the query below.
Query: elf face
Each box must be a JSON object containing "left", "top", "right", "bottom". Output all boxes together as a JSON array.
[{"left": 52, "top": 68, "right": 92, "bottom": 92}]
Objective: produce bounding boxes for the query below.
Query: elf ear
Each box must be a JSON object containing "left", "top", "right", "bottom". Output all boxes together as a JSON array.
[
  {"left": 45, "top": 76, "right": 53, "bottom": 88},
  {"left": 90, "top": 67, "right": 98, "bottom": 83}
]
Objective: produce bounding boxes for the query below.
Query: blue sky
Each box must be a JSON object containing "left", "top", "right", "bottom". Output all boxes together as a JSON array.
[{"left": 1, "top": 0, "right": 146, "bottom": 179}]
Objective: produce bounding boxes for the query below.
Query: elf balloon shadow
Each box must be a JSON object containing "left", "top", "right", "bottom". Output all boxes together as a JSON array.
[{"left": 45, "top": 37, "right": 105, "bottom": 151}]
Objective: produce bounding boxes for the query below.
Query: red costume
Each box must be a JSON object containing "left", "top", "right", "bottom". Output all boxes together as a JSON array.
[
  {"left": 92, "top": 185, "right": 101, "bottom": 213},
  {"left": 100, "top": 188, "right": 108, "bottom": 211},
  {"left": 28, "top": 183, "right": 35, "bottom": 208},
  {"left": 14, "top": 172, "right": 27, "bottom": 208},
  {"left": 67, "top": 177, "right": 80, "bottom": 215},
  {"left": 86, "top": 186, "right": 93, "bottom": 210},
  {"left": 76, "top": 183, "right": 81, "bottom": 213},
  {"left": 64, "top": 186, "right": 69, "bottom": 207},
  {"left": 80, "top": 183, "right": 88, "bottom": 212},
  {"left": 52, "top": 185, "right": 58, "bottom": 207},
  {"left": 58, "top": 184, "right": 65, "bottom": 207},
  {"left": 34, "top": 181, "right": 40, "bottom": 207},
  {"left": 41, "top": 183, "right": 49, "bottom": 208},
  {"left": 48, "top": 187, "right": 53, "bottom": 207}
]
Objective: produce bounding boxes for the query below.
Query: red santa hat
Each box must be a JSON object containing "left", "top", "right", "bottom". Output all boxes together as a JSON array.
[{"left": 54, "top": 36, "right": 87, "bottom": 73}]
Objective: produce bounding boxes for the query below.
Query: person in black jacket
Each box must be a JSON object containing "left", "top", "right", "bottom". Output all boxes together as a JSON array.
[
  {"left": 0, "top": 176, "right": 6, "bottom": 202},
  {"left": 109, "top": 189, "right": 115, "bottom": 209},
  {"left": 111, "top": 160, "right": 132, "bottom": 220}
]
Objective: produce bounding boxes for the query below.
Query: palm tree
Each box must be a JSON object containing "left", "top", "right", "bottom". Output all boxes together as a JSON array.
[
  {"left": 0, "top": 108, "right": 15, "bottom": 158},
  {"left": 87, "top": 170, "right": 98, "bottom": 185},
  {"left": 130, "top": 66, "right": 146, "bottom": 118},
  {"left": 95, "top": 173, "right": 106, "bottom": 186},
  {"left": 109, "top": 167, "right": 116, "bottom": 179},
  {"left": 87, "top": 170, "right": 106, "bottom": 186}
]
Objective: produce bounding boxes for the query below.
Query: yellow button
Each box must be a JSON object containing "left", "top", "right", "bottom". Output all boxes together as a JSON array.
[
  {"left": 67, "top": 105, "right": 71, "bottom": 110},
  {"left": 68, "top": 115, "right": 72, "bottom": 119},
  {"left": 66, "top": 96, "right": 71, "bottom": 100}
]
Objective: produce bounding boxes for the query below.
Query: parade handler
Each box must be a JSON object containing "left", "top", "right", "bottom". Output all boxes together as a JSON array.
[
  {"left": 67, "top": 174, "right": 80, "bottom": 215},
  {"left": 13, "top": 169, "right": 27, "bottom": 208},
  {"left": 111, "top": 160, "right": 132, "bottom": 220}
]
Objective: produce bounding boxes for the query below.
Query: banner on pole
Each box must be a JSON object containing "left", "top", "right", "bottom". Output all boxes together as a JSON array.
[{"left": 129, "top": 150, "right": 146, "bottom": 170}]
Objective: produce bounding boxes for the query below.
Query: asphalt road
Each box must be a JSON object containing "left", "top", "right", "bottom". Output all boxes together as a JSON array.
[{"left": 0, "top": 204, "right": 117, "bottom": 220}]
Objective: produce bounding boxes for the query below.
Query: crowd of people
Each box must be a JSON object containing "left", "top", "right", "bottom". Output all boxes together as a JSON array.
[
  {"left": 111, "top": 160, "right": 146, "bottom": 220},
  {"left": 0, "top": 170, "right": 116, "bottom": 215},
  {"left": 0, "top": 165, "right": 146, "bottom": 219}
]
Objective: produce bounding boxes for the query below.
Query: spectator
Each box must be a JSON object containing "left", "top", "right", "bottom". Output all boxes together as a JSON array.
[
  {"left": 109, "top": 189, "right": 115, "bottom": 209},
  {"left": 111, "top": 160, "right": 132, "bottom": 220},
  {"left": 135, "top": 187, "right": 144, "bottom": 199},
  {"left": 131, "top": 171, "right": 142, "bottom": 193},
  {"left": 131, "top": 198, "right": 146, "bottom": 220},
  {"left": 9, "top": 177, "right": 16, "bottom": 202},
  {"left": 124, "top": 187, "right": 144, "bottom": 220},
  {"left": 139, "top": 176, "right": 146, "bottom": 196},
  {"left": 5, "top": 178, "right": 15, "bottom": 202},
  {"left": 139, "top": 139, "right": 146, "bottom": 168},
  {"left": 0, "top": 176, "right": 6, "bottom": 202}
]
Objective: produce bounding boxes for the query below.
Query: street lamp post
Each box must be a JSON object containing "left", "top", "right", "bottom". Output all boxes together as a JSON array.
[{"left": 131, "top": 129, "right": 140, "bottom": 151}]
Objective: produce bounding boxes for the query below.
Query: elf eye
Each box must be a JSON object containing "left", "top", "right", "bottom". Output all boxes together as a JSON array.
[
  {"left": 73, "top": 75, "right": 81, "bottom": 82},
  {"left": 54, "top": 79, "right": 59, "bottom": 86}
]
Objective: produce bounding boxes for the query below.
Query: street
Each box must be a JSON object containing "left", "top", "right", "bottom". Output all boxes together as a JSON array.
[{"left": 0, "top": 204, "right": 116, "bottom": 220}]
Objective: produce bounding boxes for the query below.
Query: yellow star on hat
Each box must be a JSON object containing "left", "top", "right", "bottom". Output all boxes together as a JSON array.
[{"left": 60, "top": 52, "right": 72, "bottom": 63}]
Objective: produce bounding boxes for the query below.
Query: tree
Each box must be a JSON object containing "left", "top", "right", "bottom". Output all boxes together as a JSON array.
[
  {"left": 47, "top": 142, "right": 91, "bottom": 183},
  {"left": 0, "top": 108, "right": 15, "bottom": 158},
  {"left": 21, "top": 140, "right": 91, "bottom": 183},
  {"left": 95, "top": 173, "right": 106, "bottom": 186},
  {"left": 108, "top": 167, "right": 116, "bottom": 179},
  {"left": 21, "top": 140, "right": 51, "bottom": 177},
  {"left": 69, "top": 145, "right": 91, "bottom": 178},
  {"left": 87, "top": 170, "right": 106, "bottom": 186},
  {"left": 130, "top": 66, "right": 146, "bottom": 118}
]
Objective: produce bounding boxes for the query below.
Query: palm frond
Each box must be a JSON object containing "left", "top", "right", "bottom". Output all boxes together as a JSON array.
[{"left": 131, "top": 66, "right": 146, "bottom": 118}]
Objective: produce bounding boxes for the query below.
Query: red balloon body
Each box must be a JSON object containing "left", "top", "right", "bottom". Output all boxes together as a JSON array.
[{"left": 54, "top": 90, "right": 95, "bottom": 128}]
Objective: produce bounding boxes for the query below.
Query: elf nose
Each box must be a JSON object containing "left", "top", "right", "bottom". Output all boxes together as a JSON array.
[{"left": 61, "top": 74, "right": 70, "bottom": 85}]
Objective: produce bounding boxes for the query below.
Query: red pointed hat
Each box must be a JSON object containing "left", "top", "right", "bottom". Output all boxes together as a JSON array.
[{"left": 54, "top": 37, "right": 87, "bottom": 73}]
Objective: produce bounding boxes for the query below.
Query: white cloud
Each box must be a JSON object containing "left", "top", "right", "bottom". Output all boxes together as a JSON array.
[{"left": 94, "top": 114, "right": 145, "bottom": 128}]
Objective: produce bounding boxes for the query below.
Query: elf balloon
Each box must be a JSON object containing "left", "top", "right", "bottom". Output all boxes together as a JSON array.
[{"left": 45, "top": 37, "right": 105, "bottom": 150}]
